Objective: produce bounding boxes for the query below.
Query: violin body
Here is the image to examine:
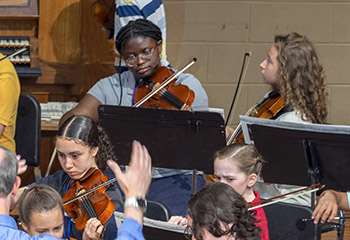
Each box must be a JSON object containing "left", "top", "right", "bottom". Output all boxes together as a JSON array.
[
  {"left": 62, "top": 168, "right": 115, "bottom": 231},
  {"left": 228, "top": 92, "right": 284, "bottom": 144},
  {"left": 133, "top": 66, "right": 195, "bottom": 109}
]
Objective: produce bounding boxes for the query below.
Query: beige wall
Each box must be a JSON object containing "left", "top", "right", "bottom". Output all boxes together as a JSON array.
[{"left": 163, "top": 0, "right": 350, "bottom": 126}]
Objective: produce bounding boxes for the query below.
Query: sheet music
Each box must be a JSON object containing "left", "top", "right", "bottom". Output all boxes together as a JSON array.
[{"left": 240, "top": 116, "right": 350, "bottom": 144}]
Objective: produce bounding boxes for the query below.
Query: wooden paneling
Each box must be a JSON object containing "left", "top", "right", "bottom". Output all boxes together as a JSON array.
[
  {"left": 38, "top": 0, "right": 82, "bottom": 63},
  {"left": 0, "top": 0, "right": 116, "bottom": 100},
  {"left": 36, "top": 0, "right": 116, "bottom": 101},
  {"left": 0, "top": 0, "right": 38, "bottom": 18}
]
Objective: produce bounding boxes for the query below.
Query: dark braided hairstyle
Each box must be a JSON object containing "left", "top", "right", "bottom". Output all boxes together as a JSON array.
[
  {"left": 57, "top": 115, "right": 117, "bottom": 171},
  {"left": 115, "top": 19, "right": 162, "bottom": 55},
  {"left": 188, "top": 182, "right": 261, "bottom": 240}
]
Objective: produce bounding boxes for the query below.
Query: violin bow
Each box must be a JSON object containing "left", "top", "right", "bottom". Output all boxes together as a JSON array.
[
  {"left": 248, "top": 183, "right": 324, "bottom": 211},
  {"left": 226, "top": 104, "right": 256, "bottom": 145},
  {"left": 0, "top": 47, "right": 28, "bottom": 62},
  {"left": 133, "top": 58, "right": 197, "bottom": 108},
  {"left": 225, "top": 52, "right": 252, "bottom": 126}
]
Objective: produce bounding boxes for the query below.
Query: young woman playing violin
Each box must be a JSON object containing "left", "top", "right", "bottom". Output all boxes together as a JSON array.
[
  {"left": 17, "top": 115, "right": 121, "bottom": 240},
  {"left": 252, "top": 32, "right": 328, "bottom": 207},
  {"left": 259, "top": 32, "right": 327, "bottom": 124},
  {"left": 60, "top": 18, "right": 208, "bottom": 124},
  {"left": 228, "top": 32, "right": 327, "bottom": 140},
  {"left": 60, "top": 18, "right": 209, "bottom": 217}
]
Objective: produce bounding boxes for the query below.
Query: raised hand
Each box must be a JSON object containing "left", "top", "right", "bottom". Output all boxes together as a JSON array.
[{"left": 107, "top": 140, "right": 152, "bottom": 199}]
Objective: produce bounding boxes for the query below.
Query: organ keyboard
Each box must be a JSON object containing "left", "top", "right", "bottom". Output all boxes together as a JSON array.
[{"left": 0, "top": 36, "right": 41, "bottom": 78}]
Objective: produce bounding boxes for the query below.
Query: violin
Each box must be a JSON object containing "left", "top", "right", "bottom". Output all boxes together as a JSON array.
[
  {"left": 226, "top": 91, "right": 284, "bottom": 145},
  {"left": 62, "top": 168, "right": 115, "bottom": 231},
  {"left": 133, "top": 65, "right": 195, "bottom": 109}
]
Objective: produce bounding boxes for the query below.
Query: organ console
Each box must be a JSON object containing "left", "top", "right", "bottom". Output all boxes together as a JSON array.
[
  {"left": 0, "top": 0, "right": 41, "bottom": 78},
  {"left": 0, "top": 36, "right": 41, "bottom": 77}
]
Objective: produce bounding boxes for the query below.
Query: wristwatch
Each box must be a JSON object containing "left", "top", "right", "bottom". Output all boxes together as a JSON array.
[{"left": 124, "top": 197, "right": 147, "bottom": 212}]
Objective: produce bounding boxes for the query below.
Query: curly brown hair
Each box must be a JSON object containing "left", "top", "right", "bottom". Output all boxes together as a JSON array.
[
  {"left": 274, "top": 32, "right": 328, "bottom": 124},
  {"left": 187, "top": 182, "right": 261, "bottom": 240}
]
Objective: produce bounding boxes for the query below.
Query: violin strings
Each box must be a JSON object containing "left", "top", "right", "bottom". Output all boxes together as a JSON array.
[
  {"left": 81, "top": 196, "right": 98, "bottom": 219},
  {"left": 159, "top": 88, "right": 184, "bottom": 109},
  {"left": 64, "top": 178, "right": 118, "bottom": 205}
]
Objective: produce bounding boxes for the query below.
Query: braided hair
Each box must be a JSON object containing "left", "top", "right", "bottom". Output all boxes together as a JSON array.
[
  {"left": 214, "top": 143, "right": 265, "bottom": 177},
  {"left": 57, "top": 115, "right": 117, "bottom": 171},
  {"left": 115, "top": 19, "right": 162, "bottom": 55}
]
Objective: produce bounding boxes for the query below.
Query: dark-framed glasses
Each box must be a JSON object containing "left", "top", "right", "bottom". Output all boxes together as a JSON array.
[
  {"left": 124, "top": 46, "right": 157, "bottom": 68},
  {"left": 184, "top": 225, "right": 193, "bottom": 240}
]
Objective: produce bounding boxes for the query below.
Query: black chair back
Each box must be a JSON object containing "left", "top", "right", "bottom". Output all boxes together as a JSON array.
[
  {"left": 14, "top": 94, "right": 41, "bottom": 166},
  {"left": 145, "top": 200, "right": 172, "bottom": 221},
  {"left": 264, "top": 201, "right": 320, "bottom": 240}
]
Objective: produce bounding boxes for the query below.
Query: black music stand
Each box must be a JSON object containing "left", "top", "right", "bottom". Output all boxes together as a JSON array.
[
  {"left": 98, "top": 105, "right": 226, "bottom": 174},
  {"left": 240, "top": 116, "right": 350, "bottom": 240},
  {"left": 240, "top": 117, "right": 350, "bottom": 191}
]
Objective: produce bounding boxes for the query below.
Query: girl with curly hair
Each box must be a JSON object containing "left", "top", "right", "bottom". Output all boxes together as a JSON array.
[
  {"left": 255, "top": 32, "right": 328, "bottom": 207},
  {"left": 17, "top": 115, "right": 121, "bottom": 240},
  {"left": 260, "top": 32, "right": 327, "bottom": 124},
  {"left": 186, "top": 182, "right": 261, "bottom": 240}
]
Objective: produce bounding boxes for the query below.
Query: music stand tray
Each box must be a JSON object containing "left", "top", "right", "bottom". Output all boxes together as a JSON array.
[
  {"left": 98, "top": 105, "right": 226, "bottom": 174},
  {"left": 114, "top": 211, "right": 187, "bottom": 240}
]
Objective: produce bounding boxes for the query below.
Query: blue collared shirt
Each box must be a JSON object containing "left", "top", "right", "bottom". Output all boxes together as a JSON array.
[
  {"left": 117, "top": 218, "right": 145, "bottom": 240},
  {"left": 0, "top": 214, "right": 58, "bottom": 239},
  {"left": 0, "top": 214, "right": 144, "bottom": 240}
]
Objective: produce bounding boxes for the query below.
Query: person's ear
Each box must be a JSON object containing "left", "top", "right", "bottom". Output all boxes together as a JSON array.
[
  {"left": 91, "top": 146, "right": 99, "bottom": 158},
  {"left": 21, "top": 222, "right": 29, "bottom": 232},
  {"left": 11, "top": 176, "right": 21, "bottom": 198},
  {"left": 247, "top": 173, "right": 257, "bottom": 188},
  {"left": 156, "top": 40, "right": 163, "bottom": 54}
]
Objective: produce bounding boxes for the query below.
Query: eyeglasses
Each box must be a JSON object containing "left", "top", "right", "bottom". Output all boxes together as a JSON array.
[
  {"left": 184, "top": 225, "right": 193, "bottom": 240},
  {"left": 124, "top": 46, "right": 157, "bottom": 68}
]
